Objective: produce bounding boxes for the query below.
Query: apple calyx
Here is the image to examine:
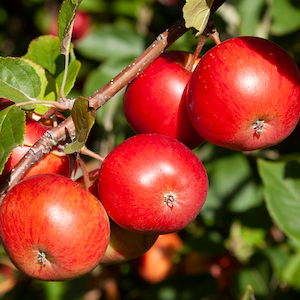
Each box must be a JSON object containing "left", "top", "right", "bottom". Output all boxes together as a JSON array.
[
  {"left": 253, "top": 120, "right": 265, "bottom": 136},
  {"left": 37, "top": 252, "right": 47, "bottom": 266},
  {"left": 164, "top": 192, "right": 176, "bottom": 208}
]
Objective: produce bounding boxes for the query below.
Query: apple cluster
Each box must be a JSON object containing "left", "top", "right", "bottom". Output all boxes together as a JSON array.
[
  {"left": 0, "top": 111, "right": 208, "bottom": 281},
  {"left": 124, "top": 36, "right": 300, "bottom": 152},
  {"left": 0, "top": 35, "right": 300, "bottom": 282}
]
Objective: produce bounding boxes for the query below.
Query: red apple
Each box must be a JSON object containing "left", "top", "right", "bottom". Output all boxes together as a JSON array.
[
  {"left": 0, "top": 98, "right": 14, "bottom": 110},
  {"left": 134, "top": 232, "right": 183, "bottom": 283},
  {"left": 76, "top": 169, "right": 159, "bottom": 265},
  {"left": 123, "top": 51, "right": 204, "bottom": 149},
  {"left": 48, "top": 10, "right": 91, "bottom": 41},
  {"left": 101, "top": 220, "right": 158, "bottom": 265},
  {"left": 97, "top": 133, "right": 208, "bottom": 234},
  {"left": 0, "top": 173, "right": 110, "bottom": 281},
  {"left": 187, "top": 36, "right": 300, "bottom": 151},
  {"left": 0, "top": 116, "right": 70, "bottom": 184}
]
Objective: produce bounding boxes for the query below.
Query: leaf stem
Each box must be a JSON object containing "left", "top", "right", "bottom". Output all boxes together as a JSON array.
[{"left": 16, "top": 101, "right": 68, "bottom": 110}]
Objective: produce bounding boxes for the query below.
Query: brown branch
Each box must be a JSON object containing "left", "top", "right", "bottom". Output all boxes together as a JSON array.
[
  {"left": 88, "top": 18, "right": 188, "bottom": 110},
  {"left": 0, "top": 19, "right": 188, "bottom": 202},
  {"left": 0, "top": 0, "right": 227, "bottom": 202}
]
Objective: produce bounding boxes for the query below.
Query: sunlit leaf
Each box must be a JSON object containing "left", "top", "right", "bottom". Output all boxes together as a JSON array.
[
  {"left": 58, "top": 0, "right": 77, "bottom": 46},
  {"left": 270, "top": 0, "right": 300, "bottom": 36},
  {"left": 23, "top": 35, "right": 80, "bottom": 97},
  {"left": 183, "top": 0, "right": 214, "bottom": 36},
  {"left": 0, "top": 105, "right": 25, "bottom": 174},
  {"left": 21, "top": 58, "right": 58, "bottom": 113},
  {"left": 58, "top": 0, "right": 82, "bottom": 54},
  {"left": 0, "top": 57, "right": 41, "bottom": 103}
]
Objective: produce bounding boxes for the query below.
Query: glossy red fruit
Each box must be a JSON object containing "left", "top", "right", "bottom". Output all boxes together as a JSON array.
[
  {"left": 0, "top": 174, "right": 110, "bottom": 281},
  {"left": 187, "top": 36, "right": 300, "bottom": 151},
  {"left": 123, "top": 51, "right": 204, "bottom": 149},
  {"left": 98, "top": 133, "right": 208, "bottom": 234},
  {"left": 0, "top": 116, "right": 70, "bottom": 183},
  {"left": 101, "top": 220, "right": 158, "bottom": 265},
  {"left": 76, "top": 169, "right": 159, "bottom": 265}
]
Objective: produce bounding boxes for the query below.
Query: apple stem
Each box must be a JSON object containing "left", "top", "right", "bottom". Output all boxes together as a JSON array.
[
  {"left": 209, "top": 30, "right": 221, "bottom": 45},
  {"left": 78, "top": 154, "right": 92, "bottom": 190},
  {"left": 187, "top": 34, "right": 208, "bottom": 72},
  {"left": 187, "top": 20, "right": 220, "bottom": 73}
]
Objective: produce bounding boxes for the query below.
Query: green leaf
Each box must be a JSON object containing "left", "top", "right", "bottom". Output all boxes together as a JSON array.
[
  {"left": 0, "top": 57, "right": 41, "bottom": 103},
  {"left": 79, "top": 0, "right": 106, "bottom": 13},
  {"left": 282, "top": 252, "right": 300, "bottom": 290},
  {"left": 55, "top": 58, "right": 81, "bottom": 97},
  {"left": 41, "top": 281, "right": 67, "bottom": 300},
  {"left": 227, "top": 181, "right": 264, "bottom": 213},
  {"left": 235, "top": 268, "right": 269, "bottom": 297},
  {"left": 257, "top": 158, "right": 300, "bottom": 242},
  {"left": 23, "top": 35, "right": 62, "bottom": 75},
  {"left": 76, "top": 24, "right": 145, "bottom": 62},
  {"left": 0, "top": 105, "right": 26, "bottom": 174},
  {"left": 58, "top": 0, "right": 83, "bottom": 54},
  {"left": 262, "top": 246, "right": 290, "bottom": 278},
  {"left": 21, "top": 58, "right": 59, "bottom": 113},
  {"left": 241, "top": 285, "right": 255, "bottom": 300},
  {"left": 23, "top": 35, "right": 80, "bottom": 97},
  {"left": 202, "top": 153, "right": 252, "bottom": 207},
  {"left": 183, "top": 0, "right": 214, "bottom": 36},
  {"left": 64, "top": 96, "right": 95, "bottom": 154},
  {"left": 236, "top": 0, "right": 266, "bottom": 36},
  {"left": 270, "top": 0, "right": 300, "bottom": 36},
  {"left": 58, "top": 0, "right": 77, "bottom": 45},
  {"left": 225, "top": 221, "right": 266, "bottom": 263}
]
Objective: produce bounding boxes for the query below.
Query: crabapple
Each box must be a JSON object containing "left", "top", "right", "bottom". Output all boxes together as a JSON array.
[
  {"left": 187, "top": 36, "right": 300, "bottom": 151},
  {"left": 97, "top": 133, "right": 208, "bottom": 234},
  {"left": 0, "top": 174, "right": 110, "bottom": 281},
  {"left": 123, "top": 51, "right": 204, "bottom": 149},
  {"left": 76, "top": 169, "right": 159, "bottom": 265}
]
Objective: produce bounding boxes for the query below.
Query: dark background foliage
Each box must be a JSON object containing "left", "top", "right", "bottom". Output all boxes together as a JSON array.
[{"left": 1, "top": 0, "right": 300, "bottom": 299}]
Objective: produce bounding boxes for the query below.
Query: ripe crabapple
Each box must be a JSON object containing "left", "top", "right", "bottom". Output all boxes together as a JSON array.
[
  {"left": 0, "top": 115, "right": 70, "bottom": 184},
  {"left": 97, "top": 133, "right": 208, "bottom": 234},
  {"left": 187, "top": 36, "right": 300, "bottom": 151},
  {"left": 123, "top": 50, "right": 204, "bottom": 149},
  {"left": 0, "top": 174, "right": 110, "bottom": 281},
  {"left": 76, "top": 169, "right": 159, "bottom": 265}
]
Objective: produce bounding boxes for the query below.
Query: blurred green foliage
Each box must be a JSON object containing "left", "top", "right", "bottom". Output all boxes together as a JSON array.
[{"left": 1, "top": 0, "right": 300, "bottom": 299}]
